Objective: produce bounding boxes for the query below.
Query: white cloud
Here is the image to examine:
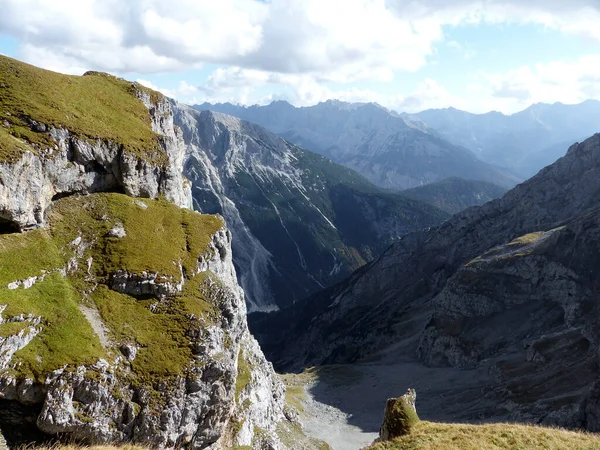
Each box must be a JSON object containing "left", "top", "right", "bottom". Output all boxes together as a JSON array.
[
  {"left": 0, "top": 0, "right": 265, "bottom": 74},
  {"left": 192, "top": 65, "right": 462, "bottom": 112},
  {"left": 1, "top": 0, "right": 599, "bottom": 113},
  {"left": 188, "top": 53, "right": 600, "bottom": 115},
  {"left": 7, "top": 0, "right": 597, "bottom": 78},
  {"left": 474, "top": 55, "right": 600, "bottom": 111},
  {"left": 136, "top": 78, "right": 200, "bottom": 102},
  {"left": 389, "top": 0, "right": 600, "bottom": 42}
]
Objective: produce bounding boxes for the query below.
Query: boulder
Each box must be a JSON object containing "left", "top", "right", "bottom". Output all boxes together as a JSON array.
[{"left": 379, "top": 389, "right": 419, "bottom": 441}]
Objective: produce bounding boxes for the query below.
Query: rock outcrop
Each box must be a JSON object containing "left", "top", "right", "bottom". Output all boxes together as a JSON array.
[
  {"left": 379, "top": 389, "right": 419, "bottom": 441},
  {"left": 0, "top": 56, "right": 191, "bottom": 232},
  {"left": 0, "top": 91, "right": 191, "bottom": 231},
  {"left": 0, "top": 56, "right": 291, "bottom": 449},
  {"left": 0, "top": 193, "right": 286, "bottom": 449}
]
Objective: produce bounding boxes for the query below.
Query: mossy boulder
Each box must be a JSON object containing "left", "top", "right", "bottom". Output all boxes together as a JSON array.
[{"left": 379, "top": 389, "right": 420, "bottom": 441}]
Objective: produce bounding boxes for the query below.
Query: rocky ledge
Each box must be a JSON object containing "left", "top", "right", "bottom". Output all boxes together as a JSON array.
[{"left": 0, "top": 56, "right": 191, "bottom": 231}]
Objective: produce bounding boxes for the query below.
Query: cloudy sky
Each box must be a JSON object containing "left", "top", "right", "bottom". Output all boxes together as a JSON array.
[{"left": 0, "top": 0, "right": 599, "bottom": 114}]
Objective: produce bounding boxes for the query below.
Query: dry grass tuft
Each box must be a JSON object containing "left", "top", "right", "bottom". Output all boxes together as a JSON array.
[{"left": 369, "top": 421, "right": 600, "bottom": 450}]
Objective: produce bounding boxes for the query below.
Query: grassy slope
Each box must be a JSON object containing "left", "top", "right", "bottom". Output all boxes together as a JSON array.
[
  {"left": 0, "top": 55, "right": 164, "bottom": 163},
  {"left": 369, "top": 421, "right": 600, "bottom": 450},
  {"left": 0, "top": 193, "right": 223, "bottom": 382},
  {"left": 277, "top": 370, "right": 333, "bottom": 450},
  {"left": 26, "top": 447, "right": 148, "bottom": 450}
]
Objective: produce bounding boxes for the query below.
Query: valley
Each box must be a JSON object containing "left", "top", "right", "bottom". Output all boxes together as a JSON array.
[
  {"left": 1, "top": 12, "right": 600, "bottom": 447},
  {"left": 173, "top": 105, "right": 448, "bottom": 310}
]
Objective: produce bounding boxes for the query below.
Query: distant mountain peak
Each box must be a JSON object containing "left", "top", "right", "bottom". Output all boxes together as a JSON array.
[{"left": 192, "top": 100, "right": 519, "bottom": 190}]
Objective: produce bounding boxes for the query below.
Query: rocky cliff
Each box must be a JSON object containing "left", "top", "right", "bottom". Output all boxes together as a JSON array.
[
  {"left": 0, "top": 56, "right": 291, "bottom": 449},
  {"left": 0, "top": 194, "right": 286, "bottom": 448},
  {"left": 0, "top": 56, "right": 191, "bottom": 231},
  {"left": 253, "top": 133, "right": 600, "bottom": 429},
  {"left": 174, "top": 104, "right": 447, "bottom": 310}
]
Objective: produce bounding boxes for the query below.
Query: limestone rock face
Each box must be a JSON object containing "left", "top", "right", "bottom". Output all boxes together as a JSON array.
[
  {"left": 0, "top": 89, "right": 191, "bottom": 231},
  {"left": 0, "top": 58, "right": 288, "bottom": 449},
  {"left": 0, "top": 194, "right": 286, "bottom": 449}
]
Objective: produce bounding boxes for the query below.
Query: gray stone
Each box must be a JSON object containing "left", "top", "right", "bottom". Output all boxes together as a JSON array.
[
  {"left": 106, "top": 224, "right": 126, "bottom": 238},
  {"left": 0, "top": 430, "right": 7, "bottom": 450}
]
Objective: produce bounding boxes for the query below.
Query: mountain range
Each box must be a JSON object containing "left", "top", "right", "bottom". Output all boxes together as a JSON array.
[
  {"left": 173, "top": 104, "right": 448, "bottom": 310},
  {"left": 404, "top": 100, "right": 600, "bottom": 177},
  {"left": 251, "top": 131, "right": 600, "bottom": 429},
  {"left": 196, "top": 100, "right": 600, "bottom": 186},
  {"left": 194, "top": 100, "right": 519, "bottom": 191}
]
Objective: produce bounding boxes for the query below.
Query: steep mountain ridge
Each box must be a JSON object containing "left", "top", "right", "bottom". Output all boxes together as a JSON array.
[
  {"left": 0, "top": 55, "right": 295, "bottom": 449},
  {"left": 252, "top": 133, "right": 600, "bottom": 428},
  {"left": 404, "top": 100, "right": 600, "bottom": 177},
  {"left": 174, "top": 104, "right": 448, "bottom": 310},
  {"left": 194, "top": 101, "right": 518, "bottom": 190}
]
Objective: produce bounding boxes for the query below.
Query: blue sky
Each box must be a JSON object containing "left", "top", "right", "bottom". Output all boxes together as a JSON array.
[{"left": 1, "top": 0, "right": 599, "bottom": 113}]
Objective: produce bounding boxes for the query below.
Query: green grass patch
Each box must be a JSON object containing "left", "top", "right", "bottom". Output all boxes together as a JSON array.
[
  {"left": 0, "top": 125, "right": 31, "bottom": 159},
  {"left": 276, "top": 420, "right": 332, "bottom": 450},
  {"left": 91, "top": 285, "right": 189, "bottom": 378},
  {"left": 49, "top": 193, "right": 224, "bottom": 281},
  {"left": 236, "top": 350, "right": 253, "bottom": 402},
  {"left": 0, "top": 228, "right": 65, "bottom": 286},
  {"left": 7, "top": 273, "right": 107, "bottom": 381},
  {"left": 30, "top": 446, "right": 150, "bottom": 450},
  {"left": 0, "top": 55, "right": 165, "bottom": 164},
  {"left": 0, "top": 192, "right": 226, "bottom": 386},
  {"left": 284, "top": 385, "right": 307, "bottom": 413},
  {"left": 0, "top": 320, "right": 31, "bottom": 338},
  {"left": 508, "top": 231, "right": 545, "bottom": 246}
]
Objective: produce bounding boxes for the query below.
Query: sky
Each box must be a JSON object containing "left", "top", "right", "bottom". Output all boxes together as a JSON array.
[{"left": 0, "top": 0, "right": 599, "bottom": 114}]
